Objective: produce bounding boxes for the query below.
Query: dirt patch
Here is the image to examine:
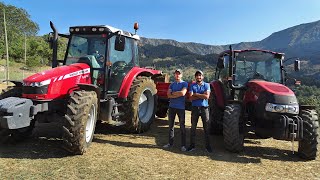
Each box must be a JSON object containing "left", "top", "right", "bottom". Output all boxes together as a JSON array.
[{"left": 0, "top": 112, "right": 319, "bottom": 179}]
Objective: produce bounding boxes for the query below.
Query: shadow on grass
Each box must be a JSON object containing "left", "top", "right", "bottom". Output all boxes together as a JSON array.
[
  {"left": 93, "top": 118, "right": 306, "bottom": 163},
  {"left": 0, "top": 138, "right": 70, "bottom": 159},
  {"left": 0, "top": 118, "right": 307, "bottom": 162}
]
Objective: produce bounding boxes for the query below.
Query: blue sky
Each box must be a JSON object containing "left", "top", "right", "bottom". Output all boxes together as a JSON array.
[{"left": 2, "top": 0, "right": 320, "bottom": 45}]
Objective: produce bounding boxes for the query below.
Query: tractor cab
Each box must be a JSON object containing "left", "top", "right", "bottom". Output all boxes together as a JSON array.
[
  {"left": 49, "top": 23, "right": 140, "bottom": 96},
  {"left": 217, "top": 49, "right": 285, "bottom": 88}
]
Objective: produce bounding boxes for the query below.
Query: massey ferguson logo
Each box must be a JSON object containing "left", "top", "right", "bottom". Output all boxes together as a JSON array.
[{"left": 53, "top": 68, "right": 90, "bottom": 82}]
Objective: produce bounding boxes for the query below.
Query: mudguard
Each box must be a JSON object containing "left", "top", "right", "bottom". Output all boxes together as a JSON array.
[
  {"left": 118, "top": 67, "right": 162, "bottom": 99},
  {"left": 210, "top": 80, "right": 226, "bottom": 109}
]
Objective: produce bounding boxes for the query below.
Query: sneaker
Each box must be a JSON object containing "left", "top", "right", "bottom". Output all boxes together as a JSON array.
[
  {"left": 163, "top": 143, "right": 173, "bottom": 148},
  {"left": 181, "top": 146, "right": 187, "bottom": 152},
  {"left": 205, "top": 146, "right": 213, "bottom": 153},
  {"left": 187, "top": 146, "right": 195, "bottom": 152}
]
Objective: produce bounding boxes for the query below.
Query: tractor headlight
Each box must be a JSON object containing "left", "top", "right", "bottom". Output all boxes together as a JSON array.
[
  {"left": 29, "top": 79, "right": 51, "bottom": 87},
  {"left": 265, "top": 103, "right": 299, "bottom": 114}
]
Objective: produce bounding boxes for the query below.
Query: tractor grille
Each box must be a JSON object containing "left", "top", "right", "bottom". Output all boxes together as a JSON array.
[{"left": 23, "top": 85, "right": 48, "bottom": 94}]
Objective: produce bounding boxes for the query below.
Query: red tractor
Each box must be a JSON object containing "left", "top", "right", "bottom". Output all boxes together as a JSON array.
[
  {"left": 210, "top": 47, "right": 319, "bottom": 160},
  {"left": 0, "top": 22, "right": 164, "bottom": 155}
]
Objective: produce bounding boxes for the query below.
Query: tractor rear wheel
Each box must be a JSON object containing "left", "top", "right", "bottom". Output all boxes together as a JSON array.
[
  {"left": 209, "top": 92, "right": 223, "bottom": 135},
  {"left": 223, "top": 103, "right": 244, "bottom": 152},
  {"left": 121, "top": 77, "right": 157, "bottom": 133},
  {"left": 298, "top": 109, "right": 319, "bottom": 160},
  {"left": 62, "top": 90, "right": 98, "bottom": 155}
]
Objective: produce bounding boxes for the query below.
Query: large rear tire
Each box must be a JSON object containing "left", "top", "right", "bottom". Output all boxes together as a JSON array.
[
  {"left": 298, "top": 109, "right": 319, "bottom": 160},
  {"left": 209, "top": 91, "right": 223, "bottom": 135},
  {"left": 120, "top": 77, "right": 157, "bottom": 133},
  {"left": 223, "top": 104, "right": 244, "bottom": 152},
  {"left": 62, "top": 90, "right": 98, "bottom": 155}
]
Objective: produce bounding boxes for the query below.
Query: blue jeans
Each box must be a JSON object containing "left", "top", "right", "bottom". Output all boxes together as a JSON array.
[
  {"left": 190, "top": 106, "right": 210, "bottom": 147},
  {"left": 168, "top": 107, "right": 186, "bottom": 147}
]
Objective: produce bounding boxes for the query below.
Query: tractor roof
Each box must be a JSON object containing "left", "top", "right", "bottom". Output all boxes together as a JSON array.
[
  {"left": 69, "top": 25, "right": 140, "bottom": 40},
  {"left": 218, "top": 49, "right": 284, "bottom": 57}
]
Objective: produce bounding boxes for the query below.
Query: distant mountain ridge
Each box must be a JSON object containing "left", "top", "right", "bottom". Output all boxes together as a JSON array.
[{"left": 140, "top": 20, "right": 320, "bottom": 63}]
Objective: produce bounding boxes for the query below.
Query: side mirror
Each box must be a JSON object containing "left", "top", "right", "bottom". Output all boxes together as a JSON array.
[
  {"left": 115, "top": 36, "right": 125, "bottom": 51},
  {"left": 217, "top": 57, "right": 225, "bottom": 69},
  {"left": 294, "top": 59, "right": 300, "bottom": 71}
]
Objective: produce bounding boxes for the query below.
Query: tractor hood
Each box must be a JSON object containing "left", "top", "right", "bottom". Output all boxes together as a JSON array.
[
  {"left": 23, "top": 63, "right": 90, "bottom": 85},
  {"left": 22, "top": 63, "right": 91, "bottom": 100},
  {"left": 247, "top": 80, "right": 295, "bottom": 96}
]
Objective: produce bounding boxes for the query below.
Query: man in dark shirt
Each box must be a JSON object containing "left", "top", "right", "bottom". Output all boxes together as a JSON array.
[
  {"left": 187, "top": 70, "right": 212, "bottom": 153},
  {"left": 163, "top": 69, "right": 188, "bottom": 151}
]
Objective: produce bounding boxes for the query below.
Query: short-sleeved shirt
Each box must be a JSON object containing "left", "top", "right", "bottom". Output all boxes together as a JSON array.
[
  {"left": 189, "top": 82, "right": 211, "bottom": 107},
  {"left": 169, "top": 81, "right": 188, "bottom": 109}
]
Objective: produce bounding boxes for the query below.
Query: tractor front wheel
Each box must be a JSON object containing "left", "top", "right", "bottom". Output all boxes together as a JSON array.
[
  {"left": 223, "top": 103, "right": 244, "bottom": 152},
  {"left": 298, "top": 109, "right": 319, "bottom": 160},
  {"left": 121, "top": 77, "right": 157, "bottom": 133},
  {"left": 62, "top": 90, "right": 98, "bottom": 155}
]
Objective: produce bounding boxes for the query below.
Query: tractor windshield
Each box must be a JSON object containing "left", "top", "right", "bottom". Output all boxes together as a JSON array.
[
  {"left": 233, "top": 51, "right": 282, "bottom": 86},
  {"left": 65, "top": 34, "right": 107, "bottom": 67}
]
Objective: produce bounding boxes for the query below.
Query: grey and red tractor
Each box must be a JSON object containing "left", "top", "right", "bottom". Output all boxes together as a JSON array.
[{"left": 209, "top": 47, "right": 319, "bottom": 160}]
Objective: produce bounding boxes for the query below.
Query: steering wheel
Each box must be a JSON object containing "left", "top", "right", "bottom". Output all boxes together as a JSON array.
[
  {"left": 112, "top": 61, "right": 127, "bottom": 71},
  {"left": 253, "top": 72, "right": 265, "bottom": 79}
]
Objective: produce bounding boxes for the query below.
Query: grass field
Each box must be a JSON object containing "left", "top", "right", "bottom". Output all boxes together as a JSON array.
[{"left": 0, "top": 111, "right": 319, "bottom": 179}]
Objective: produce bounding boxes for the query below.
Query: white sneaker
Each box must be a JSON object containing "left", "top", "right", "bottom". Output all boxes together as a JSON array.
[
  {"left": 181, "top": 146, "right": 187, "bottom": 152},
  {"left": 163, "top": 143, "right": 173, "bottom": 148}
]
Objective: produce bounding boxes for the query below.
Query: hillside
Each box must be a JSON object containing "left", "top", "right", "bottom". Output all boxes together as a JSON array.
[
  {"left": 139, "top": 20, "right": 320, "bottom": 83},
  {"left": 140, "top": 20, "right": 320, "bottom": 64}
]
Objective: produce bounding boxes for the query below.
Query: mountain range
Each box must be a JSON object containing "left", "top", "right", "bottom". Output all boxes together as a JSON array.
[
  {"left": 138, "top": 20, "right": 320, "bottom": 85},
  {"left": 139, "top": 20, "right": 320, "bottom": 64}
]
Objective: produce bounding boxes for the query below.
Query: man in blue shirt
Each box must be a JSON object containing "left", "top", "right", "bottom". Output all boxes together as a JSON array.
[
  {"left": 187, "top": 70, "right": 212, "bottom": 153},
  {"left": 163, "top": 69, "right": 188, "bottom": 151}
]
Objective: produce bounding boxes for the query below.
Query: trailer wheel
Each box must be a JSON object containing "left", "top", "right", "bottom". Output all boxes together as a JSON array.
[
  {"left": 209, "top": 92, "right": 223, "bottom": 135},
  {"left": 156, "top": 102, "right": 168, "bottom": 118},
  {"left": 63, "top": 90, "right": 98, "bottom": 155},
  {"left": 223, "top": 103, "right": 244, "bottom": 152},
  {"left": 121, "top": 77, "right": 157, "bottom": 133},
  {"left": 298, "top": 109, "right": 319, "bottom": 160}
]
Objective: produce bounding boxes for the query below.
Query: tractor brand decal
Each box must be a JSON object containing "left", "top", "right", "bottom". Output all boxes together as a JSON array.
[{"left": 53, "top": 68, "right": 90, "bottom": 82}]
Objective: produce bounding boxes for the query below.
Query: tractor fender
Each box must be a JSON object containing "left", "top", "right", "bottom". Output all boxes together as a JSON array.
[
  {"left": 77, "top": 83, "right": 101, "bottom": 99},
  {"left": 118, "top": 67, "right": 161, "bottom": 99},
  {"left": 210, "top": 80, "right": 225, "bottom": 109}
]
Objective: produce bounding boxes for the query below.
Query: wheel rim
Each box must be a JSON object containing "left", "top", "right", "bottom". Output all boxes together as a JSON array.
[
  {"left": 86, "top": 103, "right": 96, "bottom": 143},
  {"left": 138, "top": 88, "right": 154, "bottom": 124}
]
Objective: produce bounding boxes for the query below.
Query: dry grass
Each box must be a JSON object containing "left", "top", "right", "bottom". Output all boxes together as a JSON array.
[{"left": 0, "top": 111, "right": 319, "bottom": 179}]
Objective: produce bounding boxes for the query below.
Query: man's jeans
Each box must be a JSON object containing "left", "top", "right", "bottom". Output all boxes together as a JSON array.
[
  {"left": 190, "top": 106, "right": 210, "bottom": 147},
  {"left": 168, "top": 107, "right": 186, "bottom": 147}
]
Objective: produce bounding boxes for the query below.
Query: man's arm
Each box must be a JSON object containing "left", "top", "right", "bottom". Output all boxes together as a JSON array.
[
  {"left": 168, "top": 88, "right": 187, "bottom": 98},
  {"left": 192, "top": 91, "right": 210, "bottom": 99}
]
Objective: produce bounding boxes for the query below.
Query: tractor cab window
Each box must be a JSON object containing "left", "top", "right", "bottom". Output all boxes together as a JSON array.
[
  {"left": 65, "top": 34, "right": 107, "bottom": 85},
  {"left": 233, "top": 51, "right": 282, "bottom": 87},
  {"left": 108, "top": 36, "right": 136, "bottom": 92},
  {"left": 65, "top": 34, "right": 107, "bottom": 67}
]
